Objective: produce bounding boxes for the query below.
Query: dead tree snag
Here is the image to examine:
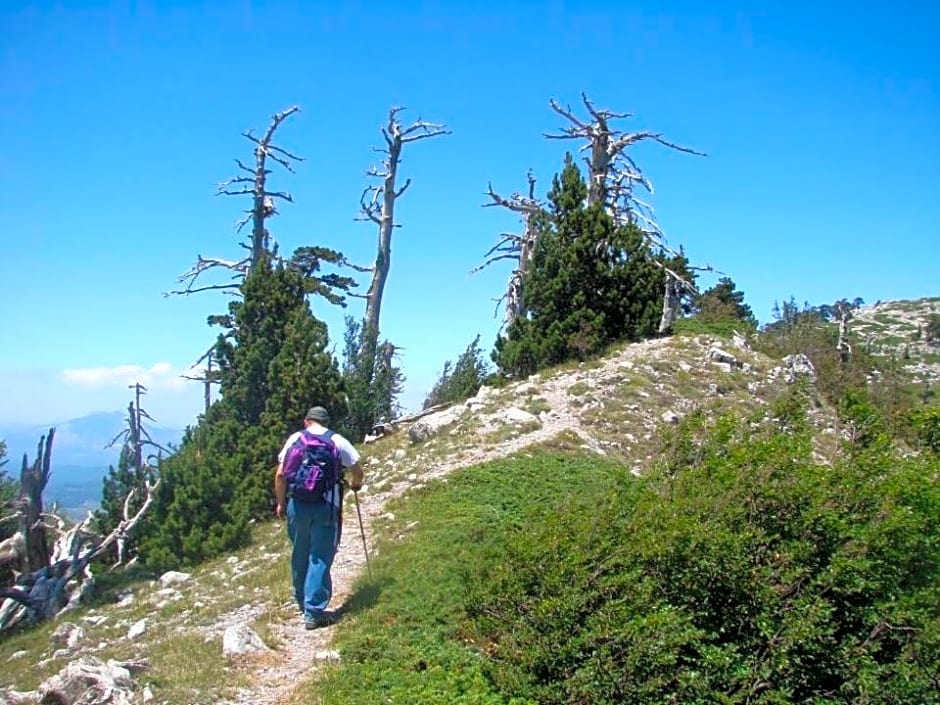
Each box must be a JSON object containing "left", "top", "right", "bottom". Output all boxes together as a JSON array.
[
  {"left": 167, "top": 105, "right": 302, "bottom": 298},
  {"left": 474, "top": 171, "right": 543, "bottom": 331},
  {"left": 0, "top": 428, "right": 159, "bottom": 632},
  {"left": 546, "top": 92, "right": 704, "bottom": 219},
  {"left": 356, "top": 106, "right": 449, "bottom": 385}
]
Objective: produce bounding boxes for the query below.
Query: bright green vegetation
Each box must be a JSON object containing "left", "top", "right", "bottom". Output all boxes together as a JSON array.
[
  {"left": 493, "top": 155, "right": 688, "bottom": 378},
  {"left": 295, "top": 405, "right": 940, "bottom": 704},
  {"left": 302, "top": 448, "right": 622, "bottom": 704},
  {"left": 424, "top": 334, "right": 492, "bottom": 409}
]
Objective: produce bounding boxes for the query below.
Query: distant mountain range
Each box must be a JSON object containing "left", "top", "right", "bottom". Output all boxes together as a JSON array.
[{"left": 0, "top": 411, "right": 183, "bottom": 518}]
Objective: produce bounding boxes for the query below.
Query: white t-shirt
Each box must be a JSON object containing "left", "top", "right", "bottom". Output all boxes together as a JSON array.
[{"left": 277, "top": 428, "right": 360, "bottom": 508}]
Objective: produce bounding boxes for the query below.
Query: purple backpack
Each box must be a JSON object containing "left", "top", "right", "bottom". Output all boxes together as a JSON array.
[{"left": 282, "top": 430, "right": 342, "bottom": 503}]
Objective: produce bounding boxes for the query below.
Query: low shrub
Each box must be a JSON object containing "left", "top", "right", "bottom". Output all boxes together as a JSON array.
[{"left": 466, "top": 412, "right": 940, "bottom": 704}]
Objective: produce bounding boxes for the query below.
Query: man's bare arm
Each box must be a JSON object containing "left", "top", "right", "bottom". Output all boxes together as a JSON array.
[{"left": 274, "top": 465, "right": 288, "bottom": 518}]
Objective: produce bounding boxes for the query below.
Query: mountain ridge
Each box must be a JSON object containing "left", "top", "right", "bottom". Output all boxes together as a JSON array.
[
  {"left": 0, "top": 297, "right": 936, "bottom": 703},
  {"left": 0, "top": 410, "right": 183, "bottom": 470}
]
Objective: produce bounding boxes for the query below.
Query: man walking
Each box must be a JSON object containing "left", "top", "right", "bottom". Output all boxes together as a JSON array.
[{"left": 275, "top": 406, "right": 364, "bottom": 629}]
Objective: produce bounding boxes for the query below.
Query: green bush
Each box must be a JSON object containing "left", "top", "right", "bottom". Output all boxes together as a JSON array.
[
  {"left": 312, "top": 449, "right": 622, "bottom": 705},
  {"left": 672, "top": 316, "right": 743, "bottom": 339},
  {"left": 424, "top": 335, "right": 492, "bottom": 409},
  {"left": 908, "top": 405, "right": 940, "bottom": 455},
  {"left": 466, "top": 412, "right": 940, "bottom": 704}
]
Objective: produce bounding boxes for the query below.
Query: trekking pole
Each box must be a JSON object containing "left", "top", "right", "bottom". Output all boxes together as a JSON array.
[{"left": 353, "top": 490, "right": 372, "bottom": 578}]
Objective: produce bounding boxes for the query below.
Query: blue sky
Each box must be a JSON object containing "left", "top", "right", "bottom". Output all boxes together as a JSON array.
[{"left": 1, "top": 0, "right": 937, "bottom": 429}]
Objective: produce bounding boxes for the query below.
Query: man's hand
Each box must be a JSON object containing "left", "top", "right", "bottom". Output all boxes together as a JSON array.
[
  {"left": 275, "top": 502, "right": 286, "bottom": 519},
  {"left": 348, "top": 463, "right": 364, "bottom": 492}
]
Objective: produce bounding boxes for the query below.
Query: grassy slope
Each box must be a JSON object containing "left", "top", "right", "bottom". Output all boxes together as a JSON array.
[
  {"left": 295, "top": 446, "right": 621, "bottom": 705},
  {"left": 0, "top": 332, "right": 795, "bottom": 702},
  {"left": 4, "top": 324, "right": 934, "bottom": 702}
]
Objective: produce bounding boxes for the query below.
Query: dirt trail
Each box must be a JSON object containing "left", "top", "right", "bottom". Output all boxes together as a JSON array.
[{"left": 221, "top": 390, "right": 608, "bottom": 704}]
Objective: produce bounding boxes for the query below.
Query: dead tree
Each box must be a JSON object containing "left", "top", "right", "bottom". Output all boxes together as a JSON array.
[
  {"left": 546, "top": 93, "right": 704, "bottom": 217},
  {"left": 107, "top": 383, "right": 171, "bottom": 466},
  {"left": 102, "top": 385, "right": 169, "bottom": 566},
  {"left": 167, "top": 105, "right": 303, "bottom": 298},
  {"left": 546, "top": 93, "right": 715, "bottom": 332},
  {"left": 835, "top": 299, "right": 853, "bottom": 367},
  {"left": 166, "top": 106, "right": 303, "bottom": 404},
  {"left": 15, "top": 430, "right": 54, "bottom": 573},
  {"left": 356, "top": 106, "right": 449, "bottom": 385},
  {"left": 474, "top": 171, "right": 544, "bottom": 332},
  {"left": 0, "top": 430, "right": 159, "bottom": 632}
]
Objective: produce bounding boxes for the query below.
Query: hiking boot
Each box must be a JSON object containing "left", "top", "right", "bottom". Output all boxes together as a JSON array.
[{"left": 304, "top": 613, "right": 334, "bottom": 630}]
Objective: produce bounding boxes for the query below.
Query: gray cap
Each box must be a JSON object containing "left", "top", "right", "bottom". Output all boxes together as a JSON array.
[{"left": 304, "top": 406, "right": 330, "bottom": 423}]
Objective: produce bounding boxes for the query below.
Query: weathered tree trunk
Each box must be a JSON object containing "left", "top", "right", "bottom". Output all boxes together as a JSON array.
[
  {"left": 546, "top": 93, "right": 704, "bottom": 223},
  {"left": 476, "top": 172, "right": 543, "bottom": 331},
  {"left": 360, "top": 129, "right": 400, "bottom": 378},
  {"left": 20, "top": 430, "right": 53, "bottom": 571},
  {"left": 0, "top": 429, "right": 159, "bottom": 632},
  {"left": 658, "top": 277, "right": 682, "bottom": 334},
  {"left": 358, "top": 107, "right": 448, "bottom": 386}
]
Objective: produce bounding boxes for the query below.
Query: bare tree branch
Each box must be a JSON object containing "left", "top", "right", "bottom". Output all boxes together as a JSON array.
[{"left": 475, "top": 175, "right": 545, "bottom": 332}]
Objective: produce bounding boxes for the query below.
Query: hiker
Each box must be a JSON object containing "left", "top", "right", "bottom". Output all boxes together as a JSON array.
[{"left": 275, "top": 406, "right": 364, "bottom": 629}]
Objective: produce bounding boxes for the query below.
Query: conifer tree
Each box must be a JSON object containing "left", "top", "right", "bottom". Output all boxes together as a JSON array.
[
  {"left": 494, "top": 156, "right": 665, "bottom": 377},
  {"left": 143, "top": 252, "right": 347, "bottom": 570},
  {"left": 424, "top": 335, "right": 491, "bottom": 408},
  {"left": 339, "top": 316, "right": 404, "bottom": 442},
  {"left": 693, "top": 277, "right": 758, "bottom": 328}
]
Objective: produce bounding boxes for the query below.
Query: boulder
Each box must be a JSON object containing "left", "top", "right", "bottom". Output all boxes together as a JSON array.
[
  {"left": 500, "top": 407, "right": 539, "bottom": 425},
  {"left": 158, "top": 571, "right": 191, "bottom": 588},
  {"left": 707, "top": 346, "right": 741, "bottom": 369},
  {"left": 661, "top": 410, "right": 681, "bottom": 425},
  {"left": 38, "top": 657, "right": 148, "bottom": 705},
  {"left": 127, "top": 619, "right": 147, "bottom": 640},
  {"left": 51, "top": 622, "right": 84, "bottom": 649},
  {"left": 408, "top": 405, "right": 466, "bottom": 444},
  {"left": 222, "top": 625, "right": 270, "bottom": 658},
  {"left": 779, "top": 354, "right": 817, "bottom": 385}
]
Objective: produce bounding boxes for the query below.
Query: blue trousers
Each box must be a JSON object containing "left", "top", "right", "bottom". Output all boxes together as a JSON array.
[{"left": 286, "top": 498, "right": 341, "bottom": 618}]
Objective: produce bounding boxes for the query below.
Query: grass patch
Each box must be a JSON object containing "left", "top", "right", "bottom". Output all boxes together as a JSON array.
[
  {"left": 522, "top": 396, "right": 551, "bottom": 416},
  {"left": 292, "top": 450, "right": 625, "bottom": 705},
  {"left": 142, "top": 632, "right": 250, "bottom": 702},
  {"left": 567, "top": 380, "right": 591, "bottom": 397}
]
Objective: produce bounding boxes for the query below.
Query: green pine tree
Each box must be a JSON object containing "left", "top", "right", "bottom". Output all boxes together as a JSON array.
[
  {"left": 424, "top": 335, "right": 491, "bottom": 408},
  {"left": 339, "top": 316, "right": 405, "bottom": 442},
  {"left": 494, "top": 155, "right": 665, "bottom": 377},
  {"left": 693, "top": 276, "right": 758, "bottom": 328},
  {"left": 141, "top": 259, "right": 346, "bottom": 570}
]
